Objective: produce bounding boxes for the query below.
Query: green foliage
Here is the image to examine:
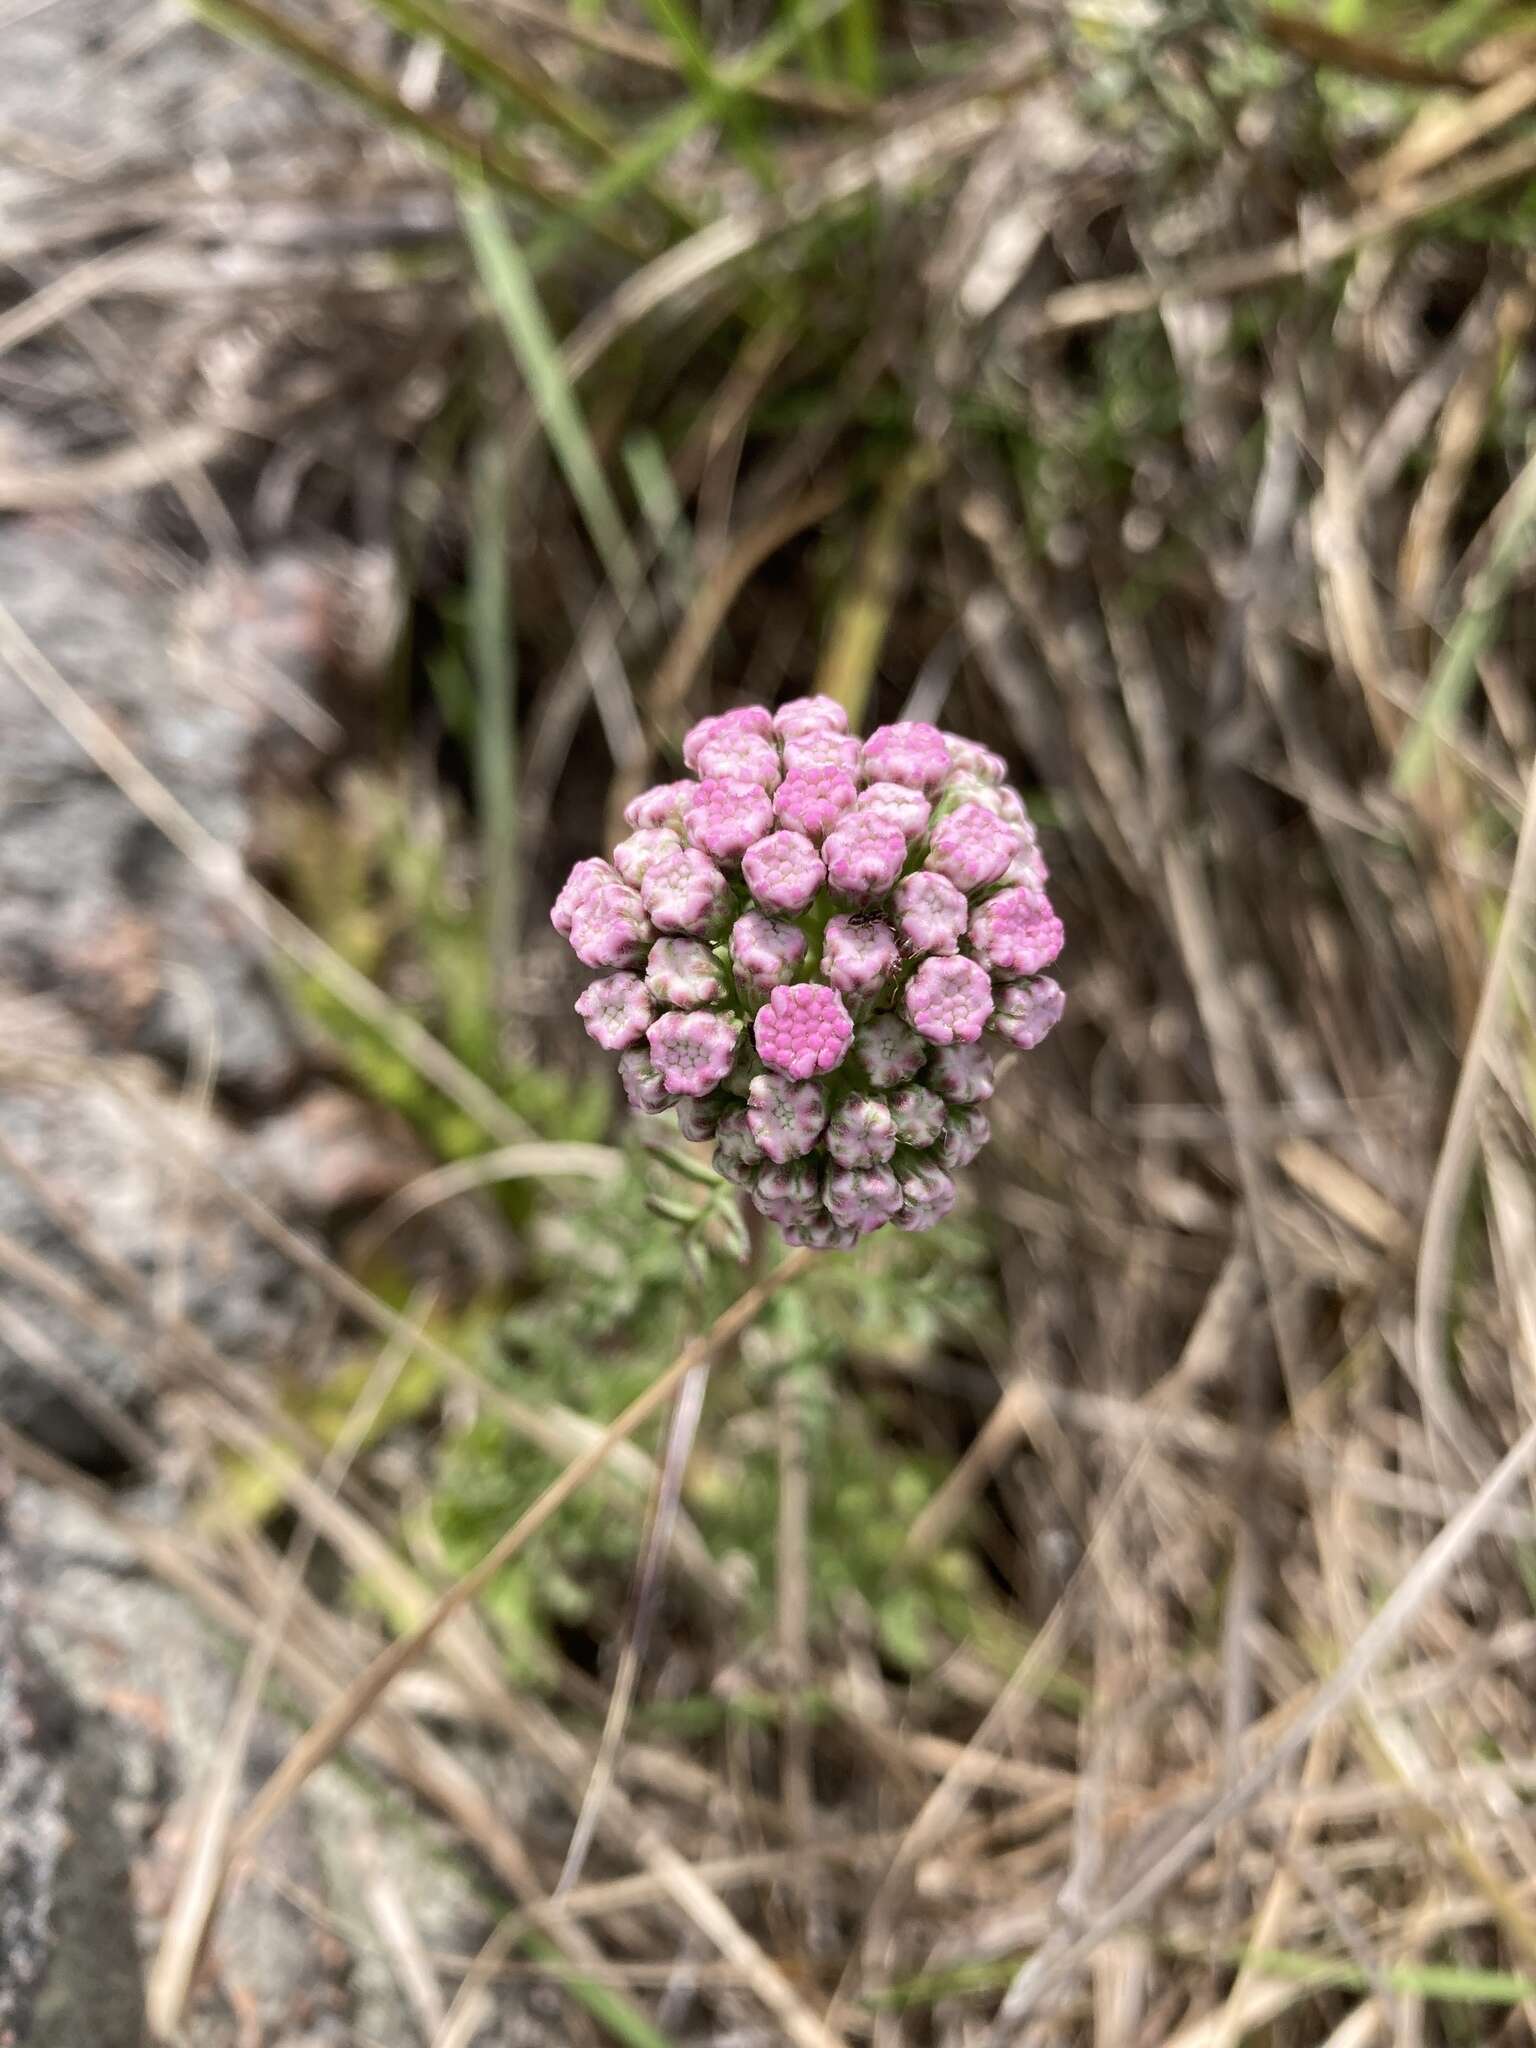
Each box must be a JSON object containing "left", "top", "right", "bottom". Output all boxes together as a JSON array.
[
  {"left": 275, "top": 773, "right": 609, "bottom": 1162},
  {"left": 426, "top": 1158, "right": 999, "bottom": 1682}
]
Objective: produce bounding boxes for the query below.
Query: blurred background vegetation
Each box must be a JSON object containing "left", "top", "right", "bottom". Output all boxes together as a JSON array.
[{"left": 9, "top": 0, "right": 1536, "bottom": 2041}]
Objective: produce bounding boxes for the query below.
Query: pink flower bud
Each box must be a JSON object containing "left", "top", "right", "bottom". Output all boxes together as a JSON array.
[
  {"left": 860, "top": 721, "right": 951, "bottom": 793},
  {"left": 824, "top": 1163, "right": 903, "bottom": 1233},
  {"left": 966, "top": 885, "right": 1064, "bottom": 979},
  {"left": 925, "top": 802, "right": 1017, "bottom": 893},
  {"left": 753, "top": 982, "right": 853, "bottom": 1080},
  {"left": 782, "top": 1215, "right": 861, "bottom": 1252},
  {"left": 752, "top": 1158, "right": 822, "bottom": 1222},
  {"left": 822, "top": 815, "right": 907, "bottom": 904},
  {"left": 647, "top": 1009, "right": 742, "bottom": 1097},
  {"left": 854, "top": 1012, "right": 925, "bottom": 1087},
  {"left": 552, "top": 857, "right": 619, "bottom": 937},
  {"left": 941, "top": 734, "right": 1008, "bottom": 785},
  {"left": 575, "top": 972, "right": 655, "bottom": 1052},
  {"left": 773, "top": 695, "right": 848, "bottom": 740},
  {"left": 946, "top": 777, "right": 1027, "bottom": 825},
  {"left": 1000, "top": 821, "right": 1048, "bottom": 890},
  {"left": 893, "top": 871, "right": 968, "bottom": 957},
  {"left": 826, "top": 1093, "right": 897, "bottom": 1169},
  {"left": 624, "top": 781, "right": 693, "bottom": 832},
  {"left": 990, "top": 976, "right": 1065, "bottom": 1049},
  {"left": 729, "top": 910, "right": 807, "bottom": 994},
  {"left": 903, "top": 955, "right": 994, "bottom": 1045},
  {"left": 782, "top": 730, "right": 863, "bottom": 778},
  {"left": 887, "top": 1083, "right": 946, "bottom": 1147},
  {"left": 935, "top": 1104, "right": 990, "bottom": 1170},
  {"left": 742, "top": 831, "right": 825, "bottom": 917},
  {"left": 682, "top": 705, "right": 774, "bottom": 770},
  {"left": 746, "top": 1073, "right": 828, "bottom": 1163},
  {"left": 712, "top": 1105, "right": 765, "bottom": 1183},
  {"left": 855, "top": 781, "right": 932, "bottom": 845},
  {"left": 645, "top": 936, "right": 729, "bottom": 1009},
  {"left": 773, "top": 766, "right": 857, "bottom": 841},
  {"left": 684, "top": 776, "right": 775, "bottom": 864},
  {"left": 892, "top": 1158, "right": 957, "bottom": 1231},
  {"left": 568, "top": 883, "right": 653, "bottom": 970},
  {"left": 618, "top": 1048, "right": 677, "bottom": 1114},
  {"left": 694, "top": 729, "right": 783, "bottom": 791},
  {"left": 924, "top": 1042, "right": 996, "bottom": 1105},
  {"left": 612, "top": 827, "right": 683, "bottom": 888},
  {"left": 641, "top": 846, "right": 732, "bottom": 936},
  {"left": 821, "top": 914, "right": 899, "bottom": 1000},
  {"left": 676, "top": 1093, "right": 728, "bottom": 1141}
]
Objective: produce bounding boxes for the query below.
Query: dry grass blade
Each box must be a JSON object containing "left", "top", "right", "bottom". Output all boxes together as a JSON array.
[
  {"left": 1411, "top": 753, "right": 1536, "bottom": 1478},
  {"left": 977, "top": 1410, "right": 1536, "bottom": 2036},
  {"left": 228, "top": 1249, "right": 814, "bottom": 1866},
  {"left": 145, "top": 1302, "right": 429, "bottom": 2038}
]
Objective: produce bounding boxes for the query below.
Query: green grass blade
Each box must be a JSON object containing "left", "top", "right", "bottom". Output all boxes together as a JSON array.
[
  {"left": 1394, "top": 442, "right": 1536, "bottom": 794},
  {"left": 468, "top": 435, "right": 519, "bottom": 995},
  {"left": 365, "top": 0, "right": 615, "bottom": 155},
  {"left": 528, "top": 0, "right": 852, "bottom": 265},
  {"left": 461, "top": 187, "right": 646, "bottom": 607},
  {"left": 187, "top": 0, "right": 555, "bottom": 208}
]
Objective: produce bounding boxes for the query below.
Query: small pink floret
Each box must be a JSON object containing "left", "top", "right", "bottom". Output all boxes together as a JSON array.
[
  {"left": 903, "top": 955, "right": 994, "bottom": 1045},
  {"left": 753, "top": 982, "right": 853, "bottom": 1080}
]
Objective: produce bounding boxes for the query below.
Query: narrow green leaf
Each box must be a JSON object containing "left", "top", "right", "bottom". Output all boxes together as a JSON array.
[{"left": 461, "top": 188, "right": 646, "bottom": 606}]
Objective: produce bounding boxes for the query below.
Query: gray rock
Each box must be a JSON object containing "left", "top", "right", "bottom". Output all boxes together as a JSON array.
[
  {"left": 11, "top": 1480, "right": 558, "bottom": 2048},
  {"left": 0, "top": 1000, "right": 324, "bottom": 1465},
  {"left": 0, "top": 1496, "right": 70, "bottom": 2048}
]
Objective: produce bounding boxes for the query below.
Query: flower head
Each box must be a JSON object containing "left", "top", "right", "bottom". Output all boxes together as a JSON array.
[
  {"left": 854, "top": 1012, "right": 926, "bottom": 1088},
  {"left": 821, "top": 914, "right": 899, "bottom": 1000},
  {"left": 826, "top": 1093, "right": 897, "bottom": 1168},
  {"left": 745, "top": 1073, "right": 828, "bottom": 1163},
  {"left": 861, "top": 721, "right": 951, "bottom": 793},
  {"left": 576, "top": 973, "right": 655, "bottom": 1051},
  {"left": 683, "top": 705, "right": 774, "bottom": 771},
  {"left": 612, "top": 828, "right": 683, "bottom": 888},
  {"left": 646, "top": 936, "right": 729, "bottom": 1009},
  {"left": 893, "top": 1158, "right": 957, "bottom": 1231},
  {"left": 685, "top": 776, "right": 774, "bottom": 864},
  {"left": 856, "top": 781, "right": 932, "bottom": 844},
  {"left": 618, "top": 1048, "right": 677, "bottom": 1115},
  {"left": 924, "top": 1042, "right": 996, "bottom": 1105},
  {"left": 822, "top": 814, "right": 907, "bottom": 904},
  {"left": 903, "top": 955, "right": 994, "bottom": 1045},
  {"left": 641, "top": 847, "right": 732, "bottom": 936},
  {"left": 647, "top": 1009, "right": 742, "bottom": 1097},
  {"left": 782, "top": 730, "right": 863, "bottom": 778},
  {"left": 925, "top": 802, "right": 1017, "bottom": 893},
  {"left": 824, "top": 1163, "right": 903, "bottom": 1233},
  {"left": 966, "top": 885, "right": 1064, "bottom": 980},
  {"left": 936, "top": 1104, "right": 990, "bottom": 1170},
  {"left": 893, "top": 871, "right": 968, "bottom": 958},
  {"left": 552, "top": 858, "right": 619, "bottom": 937},
  {"left": 624, "top": 782, "right": 693, "bottom": 832},
  {"left": 742, "top": 831, "right": 825, "bottom": 917},
  {"left": 754, "top": 983, "right": 853, "bottom": 1080},
  {"left": 553, "top": 696, "right": 1062, "bottom": 1245},
  {"left": 729, "top": 910, "right": 806, "bottom": 995},
  {"left": 774, "top": 765, "right": 857, "bottom": 841},
  {"left": 990, "top": 976, "right": 1065, "bottom": 1050},
  {"left": 569, "top": 883, "right": 652, "bottom": 970},
  {"left": 694, "top": 728, "right": 782, "bottom": 790},
  {"left": 887, "top": 1083, "right": 946, "bottom": 1147},
  {"left": 774, "top": 696, "right": 848, "bottom": 741}
]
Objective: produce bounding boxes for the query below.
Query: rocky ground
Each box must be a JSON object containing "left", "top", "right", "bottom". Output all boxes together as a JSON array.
[{"left": 0, "top": 8, "right": 539, "bottom": 2041}]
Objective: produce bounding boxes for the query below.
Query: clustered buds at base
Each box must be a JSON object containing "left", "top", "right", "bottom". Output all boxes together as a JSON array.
[{"left": 553, "top": 699, "right": 1066, "bottom": 1246}]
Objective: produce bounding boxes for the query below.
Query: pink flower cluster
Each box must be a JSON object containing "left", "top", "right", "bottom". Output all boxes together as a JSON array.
[{"left": 553, "top": 698, "right": 1065, "bottom": 1249}]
